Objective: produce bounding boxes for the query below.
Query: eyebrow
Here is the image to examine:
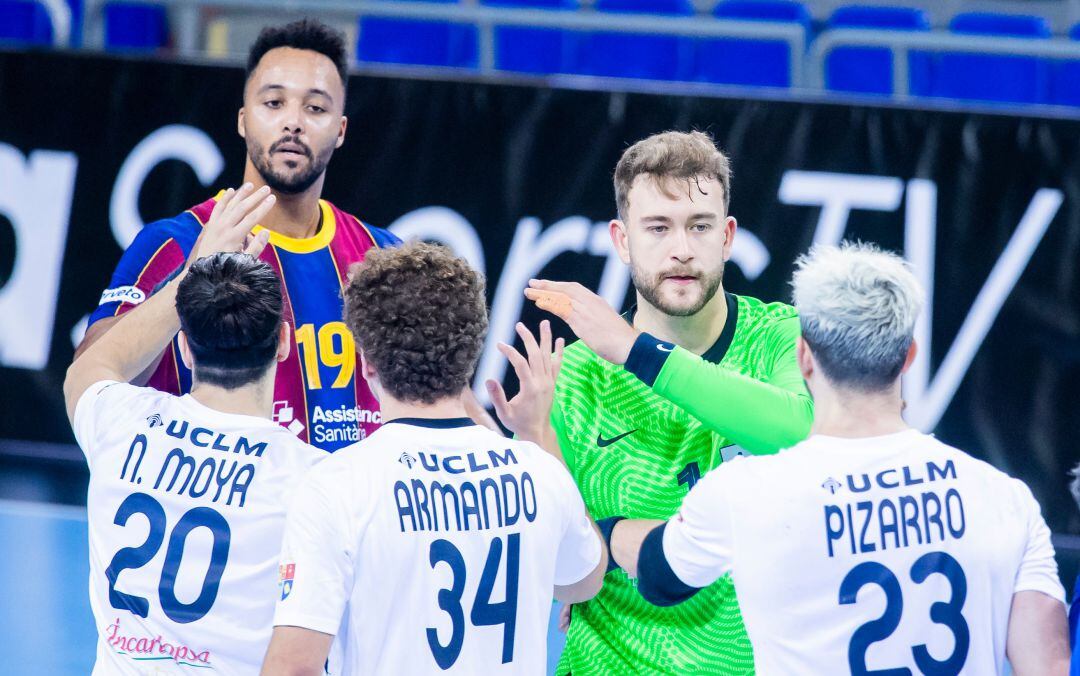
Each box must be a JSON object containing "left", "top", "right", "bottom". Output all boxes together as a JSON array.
[
  {"left": 640, "top": 212, "right": 719, "bottom": 223},
  {"left": 257, "top": 84, "right": 335, "bottom": 103}
]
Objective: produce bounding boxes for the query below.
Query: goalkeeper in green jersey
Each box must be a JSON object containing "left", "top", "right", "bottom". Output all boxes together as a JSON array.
[{"left": 495, "top": 130, "right": 814, "bottom": 674}]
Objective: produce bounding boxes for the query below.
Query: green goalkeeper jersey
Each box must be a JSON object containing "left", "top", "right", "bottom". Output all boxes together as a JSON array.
[{"left": 551, "top": 292, "right": 813, "bottom": 675}]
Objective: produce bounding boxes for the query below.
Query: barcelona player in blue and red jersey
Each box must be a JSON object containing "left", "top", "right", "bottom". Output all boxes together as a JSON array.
[{"left": 77, "top": 19, "right": 398, "bottom": 451}]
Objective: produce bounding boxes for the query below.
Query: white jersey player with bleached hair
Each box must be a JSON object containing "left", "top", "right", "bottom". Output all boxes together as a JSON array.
[
  {"left": 262, "top": 241, "right": 606, "bottom": 676},
  {"left": 607, "top": 241, "right": 1071, "bottom": 676},
  {"left": 65, "top": 185, "right": 328, "bottom": 675}
]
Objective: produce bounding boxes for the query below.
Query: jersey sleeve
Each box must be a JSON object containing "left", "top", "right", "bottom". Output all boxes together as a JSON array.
[
  {"left": 72, "top": 381, "right": 154, "bottom": 469},
  {"left": 622, "top": 323, "right": 812, "bottom": 455},
  {"left": 88, "top": 220, "right": 190, "bottom": 326},
  {"left": 273, "top": 463, "right": 356, "bottom": 635},
  {"left": 1011, "top": 479, "right": 1066, "bottom": 604},
  {"left": 546, "top": 452, "right": 601, "bottom": 586},
  {"left": 660, "top": 464, "right": 738, "bottom": 588},
  {"left": 368, "top": 225, "right": 402, "bottom": 248}
]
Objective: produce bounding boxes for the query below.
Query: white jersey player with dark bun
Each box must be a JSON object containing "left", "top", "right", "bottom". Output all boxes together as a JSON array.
[
  {"left": 606, "top": 242, "right": 1071, "bottom": 676},
  {"left": 65, "top": 186, "right": 328, "bottom": 674},
  {"left": 262, "top": 241, "right": 606, "bottom": 675}
]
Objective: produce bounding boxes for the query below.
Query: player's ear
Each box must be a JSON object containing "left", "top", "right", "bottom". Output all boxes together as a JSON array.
[
  {"left": 796, "top": 336, "right": 813, "bottom": 380},
  {"left": 276, "top": 322, "right": 291, "bottom": 363},
  {"left": 359, "top": 349, "right": 377, "bottom": 380},
  {"left": 335, "top": 115, "right": 347, "bottom": 149},
  {"left": 721, "top": 216, "right": 737, "bottom": 262},
  {"left": 177, "top": 331, "right": 194, "bottom": 370},
  {"left": 237, "top": 106, "right": 246, "bottom": 139},
  {"left": 609, "top": 219, "right": 631, "bottom": 265},
  {"left": 899, "top": 340, "right": 918, "bottom": 374}
]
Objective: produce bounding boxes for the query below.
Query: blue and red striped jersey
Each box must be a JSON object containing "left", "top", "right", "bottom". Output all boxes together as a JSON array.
[{"left": 89, "top": 195, "right": 401, "bottom": 451}]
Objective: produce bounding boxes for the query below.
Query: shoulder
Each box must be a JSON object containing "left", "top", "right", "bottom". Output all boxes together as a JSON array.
[
  {"left": 733, "top": 294, "right": 801, "bottom": 349},
  {"left": 735, "top": 294, "right": 799, "bottom": 328},
  {"left": 324, "top": 200, "right": 402, "bottom": 248},
  {"left": 134, "top": 210, "right": 203, "bottom": 251},
  {"left": 77, "top": 381, "right": 172, "bottom": 428}
]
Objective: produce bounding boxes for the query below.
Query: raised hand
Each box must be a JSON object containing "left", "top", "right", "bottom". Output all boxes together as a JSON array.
[
  {"left": 525, "top": 280, "right": 639, "bottom": 365},
  {"left": 188, "top": 183, "right": 275, "bottom": 265},
  {"left": 485, "top": 320, "right": 565, "bottom": 442}
]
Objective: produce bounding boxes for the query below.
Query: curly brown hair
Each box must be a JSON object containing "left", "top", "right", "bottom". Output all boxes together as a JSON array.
[{"left": 344, "top": 241, "right": 488, "bottom": 404}]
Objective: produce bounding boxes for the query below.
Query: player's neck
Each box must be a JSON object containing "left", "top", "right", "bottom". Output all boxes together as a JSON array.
[
  {"left": 189, "top": 380, "right": 273, "bottom": 420},
  {"left": 810, "top": 384, "right": 909, "bottom": 439},
  {"left": 377, "top": 394, "right": 470, "bottom": 424},
  {"left": 632, "top": 288, "right": 728, "bottom": 356},
  {"left": 243, "top": 167, "right": 325, "bottom": 240}
]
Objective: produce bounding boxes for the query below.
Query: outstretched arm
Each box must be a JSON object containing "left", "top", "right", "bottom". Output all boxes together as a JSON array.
[
  {"left": 526, "top": 280, "right": 812, "bottom": 453},
  {"left": 64, "top": 185, "right": 275, "bottom": 424}
]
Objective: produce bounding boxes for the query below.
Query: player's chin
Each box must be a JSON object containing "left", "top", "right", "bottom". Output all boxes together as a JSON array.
[
  {"left": 274, "top": 156, "right": 311, "bottom": 172},
  {"left": 658, "top": 293, "right": 704, "bottom": 317}
]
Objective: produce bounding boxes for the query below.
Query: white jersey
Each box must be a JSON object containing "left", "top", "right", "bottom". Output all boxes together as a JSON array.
[
  {"left": 74, "top": 381, "right": 325, "bottom": 675},
  {"left": 662, "top": 429, "right": 1065, "bottom": 676},
  {"left": 274, "top": 418, "right": 601, "bottom": 675}
]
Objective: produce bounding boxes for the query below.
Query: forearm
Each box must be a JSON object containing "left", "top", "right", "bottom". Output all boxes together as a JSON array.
[
  {"left": 609, "top": 519, "right": 701, "bottom": 607},
  {"left": 608, "top": 518, "right": 664, "bottom": 578},
  {"left": 1006, "top": 590, "right": 1070, "bottom": 676},
  {"left": 624, "top": 335, "right": 812, "bottom": 454}
]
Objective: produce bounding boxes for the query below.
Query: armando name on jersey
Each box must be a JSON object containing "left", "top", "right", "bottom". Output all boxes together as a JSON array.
[{"left": 394, "top": 446, "right": 538, "bottom": 534}]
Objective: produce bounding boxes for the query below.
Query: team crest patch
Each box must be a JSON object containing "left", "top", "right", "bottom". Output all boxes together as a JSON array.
[{"left": 279, "top": 563, "right": 295, "bottom": 600}]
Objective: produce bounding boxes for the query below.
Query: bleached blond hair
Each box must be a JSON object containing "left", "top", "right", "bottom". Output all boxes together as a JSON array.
[{"left": 792, "top": 241, "right": 925, "bottom": 392}]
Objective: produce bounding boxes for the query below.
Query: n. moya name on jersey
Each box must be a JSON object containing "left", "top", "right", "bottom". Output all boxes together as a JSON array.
[
  {"left": 823, "top": 459, "right": 966, "bottom": 558},
  {"left": 117, "top": 419, "right": 269, "bottom": 508}
]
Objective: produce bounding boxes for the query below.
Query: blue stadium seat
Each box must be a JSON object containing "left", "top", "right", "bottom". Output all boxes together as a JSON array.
[
  {"left": 1049, "top": 23, "right": 1080, "bottom": 107},
  {"left": 482, "top": 0, "right": 578, "bottom": 74},
  {"left": 933, "top": 12, "right": 1050, "bottom": 104},
  {"left": 104, "top": 2, "right": 168, "bottom": 51},
  {"left": 357, "top": 0, "right": 478, "bottom": 69},
  {"left": 698, "top": 0, "right": 810, "bottom": 88},
  {"left": 0, "top": 0, "right": 53, "bottom": 46},
  {"left": 824, "top": 5, "right": 930, "bottom": 96},
  {"left": 571, "top": 0, "right": 695, "bottom": 81}
]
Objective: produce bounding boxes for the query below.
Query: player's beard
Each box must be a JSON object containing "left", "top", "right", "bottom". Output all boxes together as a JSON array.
[
  {"left": 631, "top": 259, "right": 724, "bottom": 317},
  {"left": 248, "top": 135, "right": 333, "bottom": 195}
]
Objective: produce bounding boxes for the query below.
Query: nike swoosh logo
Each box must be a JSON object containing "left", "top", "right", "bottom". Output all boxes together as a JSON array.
[
  {"left": 597, "top": 430, "right": 637, "bottom": 447},
  {"left": 657, "top": 343, "right": 674, "bottom": 352}
]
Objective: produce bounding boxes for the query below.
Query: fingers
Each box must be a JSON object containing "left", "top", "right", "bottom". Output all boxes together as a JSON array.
[
  {"left": 552, "top": 337, "right": 565, "bottom": 379},
  {"left": 497, "top": 342, "right": 531, "bottom": 385},
  {"left": 234, "top": 192, "right": 276, "bottom": 234},
  {"left": 209, "top": 187, "right": 233, "bottom": 222},
  {"left": 485, "top": 379, "right": 512, "bottom": 429},
  {"left": 515, "top": 322, "right": 544, "bottom": 377},
  {"left": 243, "top": 229, "right": 272, "bottom": 258},
  {"left": 538, "top": 319, "right": 552, "bottom": 358},
  {"left": 229, "top": 185, "right": 273, "bottom": 227},
  {"left": 525, "top": 288, "right": 574, "bottom": 321},
  {"left": 529, "top": 279, "right": 587, "bottom": 297}
]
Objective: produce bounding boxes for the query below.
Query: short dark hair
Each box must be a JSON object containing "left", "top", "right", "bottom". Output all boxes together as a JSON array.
[
  {"left": 246, "top": 19, "right": 349, "bottom": 93},
  {"left": 344, "top": 242, "right": 488, "bottom": 404},
  {"left": 177, "top": 253, "right": 283, "bottom": 389}
]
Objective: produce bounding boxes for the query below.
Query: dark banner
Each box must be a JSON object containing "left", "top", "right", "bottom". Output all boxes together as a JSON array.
[{"left": 1, "top": 51, "right": 1077, "bottom": 537}]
